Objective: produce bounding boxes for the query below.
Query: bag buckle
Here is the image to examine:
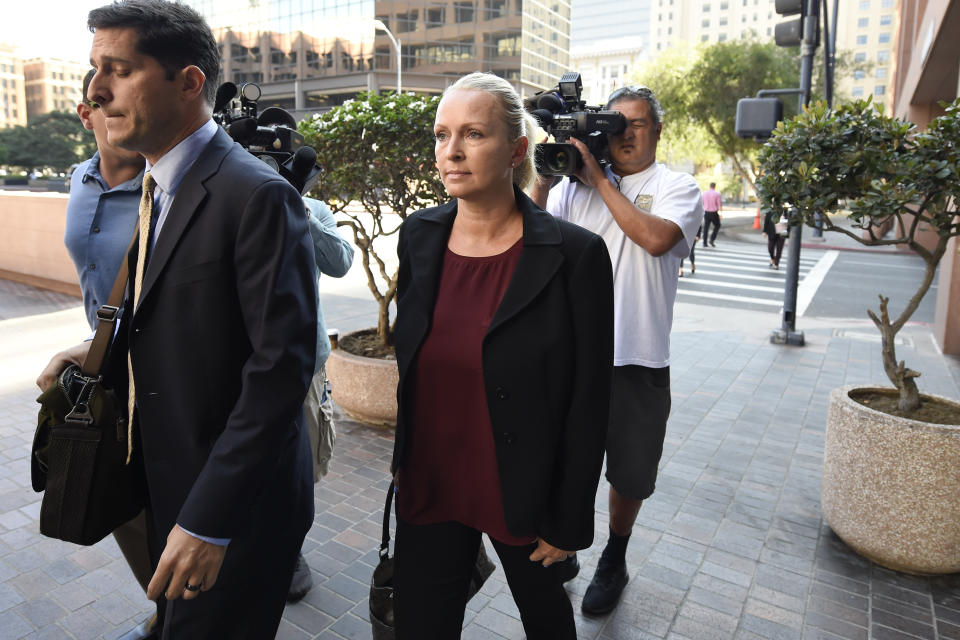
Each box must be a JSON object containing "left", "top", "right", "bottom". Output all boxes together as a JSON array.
[{"left": 96, "top": 305, "right": 120, "bottom": 322}]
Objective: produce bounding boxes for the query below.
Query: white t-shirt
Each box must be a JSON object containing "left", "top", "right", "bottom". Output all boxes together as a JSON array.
[{"left": 547, "top": 163, "right": 703, "bottom": 367}]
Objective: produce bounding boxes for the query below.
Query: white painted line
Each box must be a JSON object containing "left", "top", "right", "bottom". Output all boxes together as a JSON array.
[
  {"left": 683, "top": 270, "right": 793, "bottom": 283},
  {"left": 704, "top": 245, "right": 824, "bottom": 260},
  {"left": 797, "top": 250, "right": 839, "bottom": 317},
  {"left": 692, "top": 260, "right": 813, "bottom": 275},
  {"left": 841, "top": 258, "right": 926, "bottom": 270},
  {"left": 676, "top": 289, "right": 783, "bottom": 306},
  {"left": 678, "top": 278, "right": 784, "bottom": 293},
  {"left": 696, "top": 254, "right": 820, "bottom": 267}
]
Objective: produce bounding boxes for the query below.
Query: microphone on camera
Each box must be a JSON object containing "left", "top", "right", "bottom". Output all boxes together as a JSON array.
[
  {"left": 530, "top": 109, "right": 554, "bottom": 128},
  {"left": 213, "top": 82, "right": 238, "bottom": 114},
  {"left": 291, "top": 146, "right": 317, "bottom": 179}
]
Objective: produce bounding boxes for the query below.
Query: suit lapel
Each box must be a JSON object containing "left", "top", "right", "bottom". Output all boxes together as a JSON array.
[
  {"left": 408, "top": 201, "right": 456, "bottom": 315},
  {"left": 136, "top": 129, "right": 233, "bottom": 310},
  {"left": 487, "top": 187, "right": 564, "bottom": 336}
]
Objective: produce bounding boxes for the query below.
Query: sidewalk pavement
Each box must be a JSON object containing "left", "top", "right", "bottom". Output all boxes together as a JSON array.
[{"left": 2, "top": 272, "right": 960, "bottom": 640}]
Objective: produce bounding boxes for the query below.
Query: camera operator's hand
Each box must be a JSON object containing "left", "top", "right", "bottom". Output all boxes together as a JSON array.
[
  {"left": 569, "top": 138, "right": 606, "bottom": 188},
  {"left": 36, "top": 341, "right": 91, "bottom": 391}
]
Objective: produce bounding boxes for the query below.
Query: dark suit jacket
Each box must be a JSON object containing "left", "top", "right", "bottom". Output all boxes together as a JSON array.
[
  {"left": 113, "top": 128, "right": 317, "bottom": 568},
  {"left": 392, "top": 186, "right": 614, "bottom": 551}
]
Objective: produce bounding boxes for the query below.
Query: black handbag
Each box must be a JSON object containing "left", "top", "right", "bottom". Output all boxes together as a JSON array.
[
  {"left": 370, "top": 481, "right": 497, "bottom": 640},
  {"left": 31, "top": 229, "right": 144, "bottom": 546}
]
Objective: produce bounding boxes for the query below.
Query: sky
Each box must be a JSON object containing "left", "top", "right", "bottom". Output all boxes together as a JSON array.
[{"left": 1, "top": 1, "right": 104, "bottom": 63}]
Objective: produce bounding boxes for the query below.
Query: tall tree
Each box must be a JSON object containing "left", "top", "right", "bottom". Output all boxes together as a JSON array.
[
  {"left": 0, "top": 111, "right": 94, "bottom": 174},
  {"left": 634, "top": 38, "right": 868, "bottom": 192}
]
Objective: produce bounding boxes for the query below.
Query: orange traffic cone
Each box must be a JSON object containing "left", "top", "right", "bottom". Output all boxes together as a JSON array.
[{"left": 753, "top": 207, "right": 762, "bottom": 230}]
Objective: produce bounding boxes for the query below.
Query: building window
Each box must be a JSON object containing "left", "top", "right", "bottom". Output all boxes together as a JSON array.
[
  {"left": 427, "top": 7, "right": 445, "bottom": 25},
  {"left": 852, "top": 87, "right": 864, "bottom": 97},
  {"left": 876, "top": 66, "right": 887, "bottom": 79},
  {"left": 703, "top": 3, "right": 710, "bottom": 11},
  {"left": 701, "top": 34, "right": 709, "bottom": 41},
  {"left": 878, "top": 32, "right": 891, "bottom": 43},
  {"left": 396, "top": 10, "right": 418, "bottom": 32},
  {"left": 857, "top": 17, "right": 868, "bottom": 28},
  {"left": 718, "top": 33, "right": 727, "bottom": 42},
  {"left": 485, "top": 0, "right": 507, "bottom": 19},
  {"left": 877, "top": 50, "right": 890, "bottom": 62},
  {"left": 854, "top": 70, "right": 865, "bottom": 79},
  {"left": 719, "top": 16, "right": 727, "bottom": 25},
  {"left": 702, "top": 19, "right": 710, "bottom": 27},
  {"left": 855, "top": 52, "right": 866, "bottom": 62},
  {"left": 856, "top": 35, "right": 867, "bottom": 45},
  {"left": 874, "top": 85, "right": 885, "bottom": 96},
  {"left": 720, "top": 1, "right": 728, "bottom": 8},
  {"left": 455, "top": 2, "right": 475, "bottom": 22},
  {"left": 858, "top": 0, "right": 869, "bottom": 8},
  {"left": 881, "top": 0, "right": 893, "bottom": 7},
  {"left": 880, "top": 14, "right": 892, "bottom": 26}
]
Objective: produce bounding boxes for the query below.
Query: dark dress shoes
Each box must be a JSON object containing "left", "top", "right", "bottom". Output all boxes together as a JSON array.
[
  {"left": 581, "top": 558, "right": 629, "bottom": 615},
  {"left": 287, "top": 552, "right": 314, "bottom": 602},
  {"left": 555, "top": 553, "right": 580, "bottom": 583}
]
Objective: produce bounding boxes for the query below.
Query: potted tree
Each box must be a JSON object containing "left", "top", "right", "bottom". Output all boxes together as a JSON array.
[
  {"left": 757, "top": 97, "right": 960, "bottom": 573},
  {"left": 299, "top": 92, "right": 446, "bottom": 425}
]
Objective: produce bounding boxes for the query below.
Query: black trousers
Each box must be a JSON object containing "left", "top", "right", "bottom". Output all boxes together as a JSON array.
[
  {"left": 393, "top": 517, "right": 576, "bottom": 640},
  {"left": 767, "top": 234, "right": 785, "bottom": 266},
  {"left": 703, "top": 211, "right": 721, "bottom": 244}
]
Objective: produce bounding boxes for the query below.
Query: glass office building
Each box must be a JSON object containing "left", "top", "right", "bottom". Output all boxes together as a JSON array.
[{"left": 185, "top": 0, "right": 570, "bottom": 114}]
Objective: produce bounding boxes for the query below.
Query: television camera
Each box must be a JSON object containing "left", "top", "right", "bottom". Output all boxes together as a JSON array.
[
  {"left": 524, "top": 72, "right": 626, "bottom": 176},
  {"left": 212, "top": 82, "right": 320, "bottom": 195}
]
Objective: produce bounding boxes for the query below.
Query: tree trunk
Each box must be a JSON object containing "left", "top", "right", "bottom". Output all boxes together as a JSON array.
[{"left": 871, "top": 295, "right": 922, "bottom": 413}]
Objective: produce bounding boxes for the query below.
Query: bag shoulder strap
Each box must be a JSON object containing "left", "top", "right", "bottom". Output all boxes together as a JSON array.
[
  {"left": 380, "top": 480, "right": 395, "bottom": 561},
  {"left": 81, "top": 227, "right": 139, "bottom": 377}
]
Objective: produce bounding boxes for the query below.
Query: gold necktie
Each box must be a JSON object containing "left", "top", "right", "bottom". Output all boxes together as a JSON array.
[{"left": 126, "top": 171, "right": 156, "bottom": 463}]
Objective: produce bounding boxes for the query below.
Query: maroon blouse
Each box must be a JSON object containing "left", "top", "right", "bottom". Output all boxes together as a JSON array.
[{"left": 396, "top": 238, "right": 535, "bottom": 545}]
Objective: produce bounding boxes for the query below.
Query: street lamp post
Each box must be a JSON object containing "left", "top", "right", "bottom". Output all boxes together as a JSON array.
[{"left": 372, "top": 19, "right": 401, "bottom": 94}]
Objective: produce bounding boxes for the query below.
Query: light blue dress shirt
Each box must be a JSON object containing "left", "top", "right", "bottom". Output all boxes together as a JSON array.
[
  {"left": 304, "top": 197, "right": 354, "bottom": 372},
  {"left": 63, "top": 152, "right": 144, "bottom": 330}
]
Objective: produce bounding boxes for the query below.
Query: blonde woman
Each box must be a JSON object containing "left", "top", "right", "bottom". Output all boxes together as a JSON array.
[{"left": 390, "top": 72, "right": 614, "bottom": 639}]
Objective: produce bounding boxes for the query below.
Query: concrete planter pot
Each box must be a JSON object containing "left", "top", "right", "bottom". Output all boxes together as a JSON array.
[
  {"left": 325, "top": 332, "right": 398, "bottom": 427},
  {"left": 822, "top": 385, "right": 960, "bottom": 574}
]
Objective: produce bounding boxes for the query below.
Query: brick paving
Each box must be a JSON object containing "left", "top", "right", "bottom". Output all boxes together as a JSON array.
[{"left": 1, "top": 277, "right": 959, "bottom": 639}]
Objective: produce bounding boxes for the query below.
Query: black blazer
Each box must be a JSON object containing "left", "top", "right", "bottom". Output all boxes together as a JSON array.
[
  {"left": 112, "top": 128, "right": 317, "bottom": 549},
  {"left": 392, "top": 186, "right": 614, "bottom": 551}
]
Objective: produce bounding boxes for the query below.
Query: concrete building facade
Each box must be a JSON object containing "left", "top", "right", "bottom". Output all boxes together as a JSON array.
[
  {"left": 891, "top": 0, "right": 960, "bottom": 355},
  {"left": 23, "top": 58, "right": 89, "bottom": 122},
  {"left": 0, "top": 45, "right": 27, "bottom": 128},
  {"left": 185, "top": 0, "right": 570, "bottom": 116},
  {"left": 648, "top": 0, "right": 900, "bottom": 111},
  {"left": 570, "top": 36, "right": 644, "bottom": 104}
]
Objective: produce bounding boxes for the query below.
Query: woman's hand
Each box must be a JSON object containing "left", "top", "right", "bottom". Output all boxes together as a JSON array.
[{"left": 528, "top": 538, "right": 573, "bottom": 567}]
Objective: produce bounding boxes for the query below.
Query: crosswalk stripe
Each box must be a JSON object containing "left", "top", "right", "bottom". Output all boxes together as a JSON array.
[
  {"left": 798, "top": 250, "right": 839, "bottom": 317},
  {"left": 678, "top": 278, "right": 783, "bottom": 293},
  {"left": 683, "top": 270, "right": 791, "bottom": 283},
  {"left": 676, "top": 289, "right": 784, "bottom": 306},
  {"left": 691, "top": 260, "right": 812, "bottom": 276}
]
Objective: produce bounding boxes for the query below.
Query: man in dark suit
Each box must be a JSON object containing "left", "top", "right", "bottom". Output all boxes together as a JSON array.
[{"left": 41, "top": 1, "right": 319, "bottom": 636}]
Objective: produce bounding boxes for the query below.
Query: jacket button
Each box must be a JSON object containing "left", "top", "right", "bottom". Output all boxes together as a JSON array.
[
  {"left": 503, "top": 432, "right": 516, "bottom": 444},
  {"left": 495, "top": 386, "right": 508, "bottom": 400}
]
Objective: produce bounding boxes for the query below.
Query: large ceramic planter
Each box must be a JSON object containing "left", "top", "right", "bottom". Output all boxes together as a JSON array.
[
  {"left": 822, "top": 385, "right": 960, "bottom": 574},
  {"left": 325, "top": 333, "right": 398, "bottom": 427}
]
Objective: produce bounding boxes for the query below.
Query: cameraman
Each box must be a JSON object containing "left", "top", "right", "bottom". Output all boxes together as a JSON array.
[{"left": 531, "top": 85, "right": 702, "bottom": 616}]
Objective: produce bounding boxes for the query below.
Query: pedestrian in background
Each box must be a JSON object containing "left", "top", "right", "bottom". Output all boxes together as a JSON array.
[
  {"left": 762, "top": 207, "right": 786, "bottom": 269},
  {"left": 702, "top": 181, "right": 722, "bottom": 247},
  {"left": 392, "top": 71, "right": 614, "bottom": 639},
  {"left": 287, "top": 196, "right": 354, "bottom": 601}
]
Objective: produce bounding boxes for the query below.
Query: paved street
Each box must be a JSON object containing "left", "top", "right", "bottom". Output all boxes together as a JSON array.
[{"left": 1, "top": 228, "right": 960, "bottom": 639}]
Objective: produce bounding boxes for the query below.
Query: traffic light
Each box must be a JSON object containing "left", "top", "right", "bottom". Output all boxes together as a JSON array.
[{"left": 774, "top": 0, "right": 805, "bottom": 47}]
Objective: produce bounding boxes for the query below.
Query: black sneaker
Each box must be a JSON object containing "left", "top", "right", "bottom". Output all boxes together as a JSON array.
[
  {"left": 581, "top": 558, "right": 628, "bottom": 615},
  {"left": 287, "top": 552, "right": 313, "bottom": 602},
  {"left": 555, "top": 553, "right": 579, "bottom": 583}
]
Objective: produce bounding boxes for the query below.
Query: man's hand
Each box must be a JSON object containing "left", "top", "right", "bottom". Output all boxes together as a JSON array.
[
  {"left": 147, "top": 525, "right": 227, "bottom": 602},
  {"left": 528, "top": 537, "right": 573, "bottom": 567},
  {"left": 36, "top": 342, "right": 92, "bottom": 391},
  {"left": 569, "top": 138, "right": 606, "bottom": 188}
]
